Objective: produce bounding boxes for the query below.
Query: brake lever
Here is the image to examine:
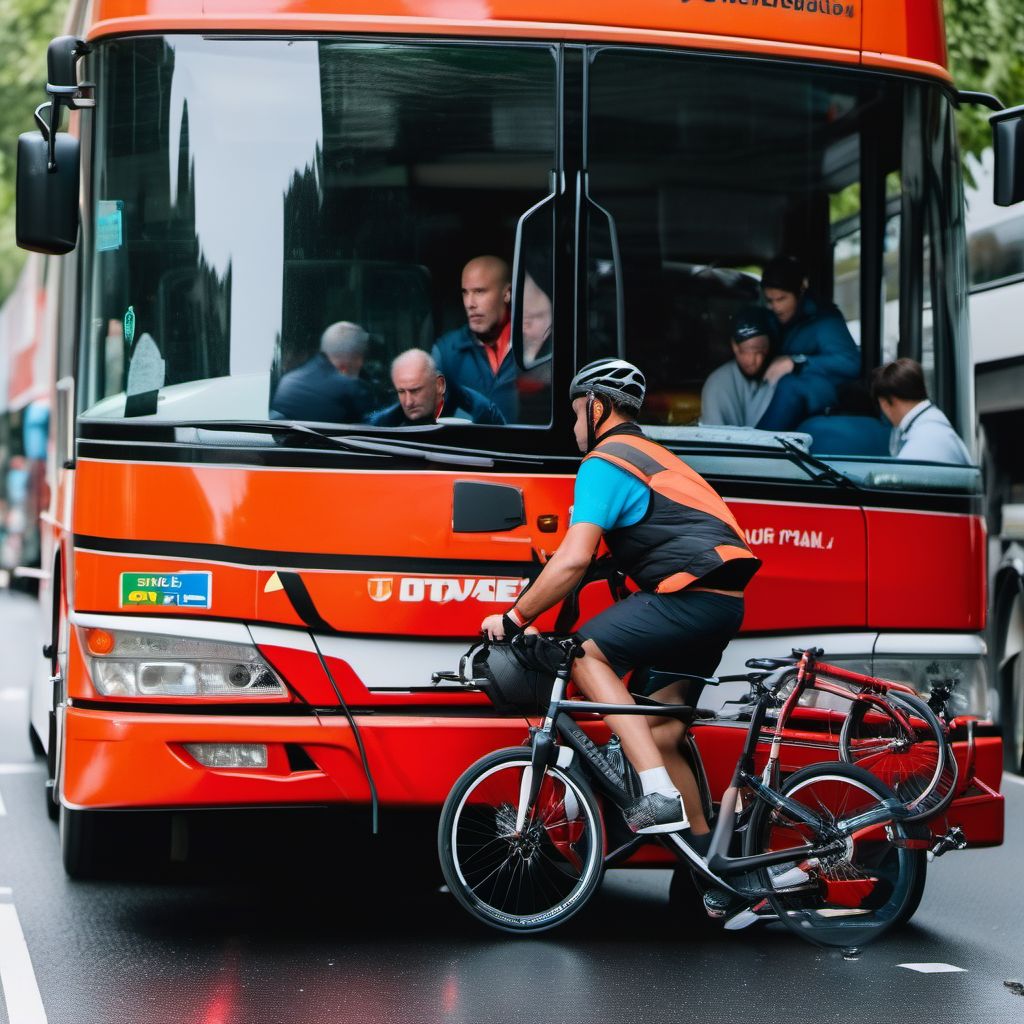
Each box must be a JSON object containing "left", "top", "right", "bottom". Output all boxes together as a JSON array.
[{"left": 431, "top": 671, "right": 463, "bottom": 684}]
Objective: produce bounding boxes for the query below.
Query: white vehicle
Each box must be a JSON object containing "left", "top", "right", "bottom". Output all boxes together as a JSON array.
[{"left": 970, "top": 151, "right": 1024, "bottom": 773}]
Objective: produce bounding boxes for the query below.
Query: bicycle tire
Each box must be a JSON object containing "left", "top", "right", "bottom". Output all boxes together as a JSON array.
[
  {"left": 438, "top": 747, "right": 605, "bottom": 933},
  {"left": 744, "top": 761, "right": 921, "bottom": 949},
  {"left": 839, "top": 690, "right": 957, "bottom": 823}
]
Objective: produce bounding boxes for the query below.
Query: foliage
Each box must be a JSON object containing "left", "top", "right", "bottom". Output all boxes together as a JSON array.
[
  {"left": 0, "top": 0, "right": 64, "bottom": 300},
  {"left": 947, "top": 0, "right": 1024, "bottom": 162}
]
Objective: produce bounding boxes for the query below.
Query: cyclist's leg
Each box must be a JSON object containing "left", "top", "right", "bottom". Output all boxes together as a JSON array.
[
  {"left": 572, "top": 639, "right": 665, "bottom": 773},
  {"left": 572, "top": 640, "right": 689, "bottom": 833},
  {"left": 647, "top": 696, "right": 709, "bottom": 834}
]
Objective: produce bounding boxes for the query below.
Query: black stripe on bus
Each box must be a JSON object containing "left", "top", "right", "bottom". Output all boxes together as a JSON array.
[{"left": 73, "top": 533, "right": 543, "bottom": 577}]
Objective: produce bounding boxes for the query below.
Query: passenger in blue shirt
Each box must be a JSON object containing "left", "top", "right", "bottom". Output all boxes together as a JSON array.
[{"left": 755, "top": 256, "right": 861, "bottom": 432}]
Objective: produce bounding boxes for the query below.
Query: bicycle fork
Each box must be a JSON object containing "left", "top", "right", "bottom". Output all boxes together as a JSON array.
[{"left": 515, "top": 727, "right": 559, "bottom": 833}]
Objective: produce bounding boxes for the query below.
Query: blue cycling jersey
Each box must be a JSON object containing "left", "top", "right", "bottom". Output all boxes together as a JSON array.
[{"left": 570, "top": 457, "right": 650, "bottom": 531}]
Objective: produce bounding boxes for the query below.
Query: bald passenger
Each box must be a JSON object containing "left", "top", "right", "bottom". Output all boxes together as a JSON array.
[
  {"left": 271, "top": 320, "right": 373, "bottom": 423},
  {"left": 432, "top": 255, "right": 517, "bottom": 422},
  {"left": 369, "top": 348, "right": 506, "bottom": 427}
]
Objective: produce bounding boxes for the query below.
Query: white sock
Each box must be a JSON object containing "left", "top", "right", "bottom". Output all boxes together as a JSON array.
[{"left": 638, "top": 766, "right": 680, "bottom": 799}]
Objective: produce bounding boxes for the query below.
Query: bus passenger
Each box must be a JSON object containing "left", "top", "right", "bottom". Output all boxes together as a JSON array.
[
  {"left": 270, "top": 321, "right": 373, "bottom": 423},
  {"left": 432, "top": 256, "right": 517, "bottom": 422},
  {"left": 517, "top": 272, "right": 554, "bottom": 424},
  {"left": 369, "top": 349, "right": 505, "bottom": 427},
  {"left": 699, "top": 307, "right": 776, "bottom": 427},
  {"left": 755, "top": 256, "right": 860, "bottom": 432},
  {"left": 482, "top": 359, "right": 759, "bottom": 837},
  {"left": 872, "top": 358, "right": 971, "bottom": 464}
]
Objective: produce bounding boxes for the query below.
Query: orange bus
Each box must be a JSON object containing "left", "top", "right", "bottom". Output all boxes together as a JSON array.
[{"left": 15, "top": 0, "right": 1021, "bottom": 878}]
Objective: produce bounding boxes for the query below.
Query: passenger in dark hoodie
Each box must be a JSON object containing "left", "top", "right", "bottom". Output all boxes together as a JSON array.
[{"left": 755, "top": 256, "right": 861, "bottom": 432}]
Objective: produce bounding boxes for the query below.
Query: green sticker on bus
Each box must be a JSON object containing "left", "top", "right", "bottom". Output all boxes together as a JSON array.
[{"left": 120, "top": 572, "right": 212, "bottom": 608}]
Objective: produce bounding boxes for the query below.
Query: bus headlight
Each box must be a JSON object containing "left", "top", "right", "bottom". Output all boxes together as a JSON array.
[
  {"left": 79, "top": 627, "right": 286, "bottom": 698},
  {"left": 869, "top": 656, "right": 988, "bottom": 718}
]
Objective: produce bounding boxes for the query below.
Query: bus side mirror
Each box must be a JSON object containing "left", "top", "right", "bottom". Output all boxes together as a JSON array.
[
  {"left": 15, "top": 35, "right": 92, "bottom": 255},
  {"left": 992, "top": 104, "right": 1024, "bottom": 207},
  {"left": 17, "top": 132, "right": 80, "bottom": 255}
]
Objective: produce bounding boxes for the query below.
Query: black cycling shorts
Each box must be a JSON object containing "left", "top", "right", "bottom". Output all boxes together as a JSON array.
[{"left": 577, "top": 588, "right": 744, "bottom": 696}]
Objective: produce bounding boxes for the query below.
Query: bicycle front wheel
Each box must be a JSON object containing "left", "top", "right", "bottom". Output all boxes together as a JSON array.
[
  {"left": 438, "top": 748, "right": 605, "bottom": 933},
  {"left": 839, "top": 691, "right": 957, "bottom": 823},
  {"left": 745, "top": 761, "right": 920, "bottom": 949}
]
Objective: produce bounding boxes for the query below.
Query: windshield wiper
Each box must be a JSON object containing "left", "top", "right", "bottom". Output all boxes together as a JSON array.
[
  {"left": 165, "top": 419, "right": 549, "bottom": 468},
  {"left": 776, "top": 437, "right": 861, "bottom": 490}
]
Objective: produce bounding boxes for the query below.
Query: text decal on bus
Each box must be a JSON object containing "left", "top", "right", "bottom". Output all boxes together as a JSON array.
[{"left": 120, "top": 572, "right": 213, "bottom": 608}]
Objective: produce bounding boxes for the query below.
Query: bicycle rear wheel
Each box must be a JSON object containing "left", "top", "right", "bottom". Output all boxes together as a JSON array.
[
  {"left": 438, "top": 748, "right": 605, "bottom": 933},
  {"left": 745, "top": 761, "right": 920, "bottom": 948},
  {"left": 839, "top": 691, "right": 957, "bottom": 823}
]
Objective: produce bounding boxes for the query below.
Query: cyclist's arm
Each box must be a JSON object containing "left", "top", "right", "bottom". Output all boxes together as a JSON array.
[{"left": 481, "top": 522, "right": 601, "bottom": 639}]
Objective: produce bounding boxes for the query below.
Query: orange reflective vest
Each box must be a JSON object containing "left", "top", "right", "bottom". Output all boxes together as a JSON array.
[{"left": 585, "top": 427, "right": 761, "bottom": 594}]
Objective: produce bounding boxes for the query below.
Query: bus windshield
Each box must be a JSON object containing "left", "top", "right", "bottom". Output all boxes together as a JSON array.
[{"left": 79, "top": 36, "right": 971, "bottom": 470}]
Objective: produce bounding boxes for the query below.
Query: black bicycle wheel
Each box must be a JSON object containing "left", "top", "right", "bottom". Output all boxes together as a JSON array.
[
  {"left": 438, "top": 748, "right": 605, "bottom": 933},
  {"left": 745, "top": 761, "right": 920, "bottom": 949},
  {"left": 839, "top": 691, "right": 957, "bottom": 823}
]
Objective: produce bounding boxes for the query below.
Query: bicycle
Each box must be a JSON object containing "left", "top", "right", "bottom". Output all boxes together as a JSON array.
[
  {"left": 769, "top": 648, "right": 959, "bottom": 824},
  {"left": 434, "top": 635, "right": 924, "bottom": 949}
]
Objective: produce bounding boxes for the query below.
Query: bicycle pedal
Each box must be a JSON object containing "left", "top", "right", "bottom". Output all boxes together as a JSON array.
[{"left": 724, "top": 899, "right": 772, "bottom": 931}]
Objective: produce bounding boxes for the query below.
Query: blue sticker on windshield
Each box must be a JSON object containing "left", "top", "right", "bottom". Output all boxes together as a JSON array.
[
  {"left": 96, "top": 200, "right": 124, "bottom": 252},
  {"left": 120, "top": 572, "right": 213, "bottom": 609}
]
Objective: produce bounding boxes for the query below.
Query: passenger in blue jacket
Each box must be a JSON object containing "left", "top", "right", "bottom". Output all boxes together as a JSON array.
[
  {"left": 755, "top": 256, "right": 861, "bottom": 432},
  {"left": 431, "top": 256, "right": 517, "bottom": 422},
  {"left": 369, "top": 349, "right": 505, "bottom": 427}
]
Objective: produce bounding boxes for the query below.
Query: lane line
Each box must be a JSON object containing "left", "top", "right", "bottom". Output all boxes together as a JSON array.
[
  {"left": 0, "top": 766, "right": 43, "bottom": 776},
  {"left": 1002, "top": 772, "right": 1024, "bottom": 787},
  {"left": 0, "top": 902, "right": 48, "bottom": 1024},
  {"left": 0, "top": 690, "right": 27, "bottom": 702},
  {"left": 898, "top": 963, "right": 967, "bottom": 973},
  {"left": 0, "top": 788, "right": 6, "bottom": 817}
]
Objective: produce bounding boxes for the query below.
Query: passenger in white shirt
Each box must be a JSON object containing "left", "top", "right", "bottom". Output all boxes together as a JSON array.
[
  {"left": 871, "top": 358, "right": 972, "bottom": 465},
  {"left": 700, "top": 308, "right": 776, "bottom": 427}
]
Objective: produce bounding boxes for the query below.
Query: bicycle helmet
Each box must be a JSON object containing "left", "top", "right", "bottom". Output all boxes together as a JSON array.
[{"left": 569, "top": 358, "right": 646, "bottom": 412}]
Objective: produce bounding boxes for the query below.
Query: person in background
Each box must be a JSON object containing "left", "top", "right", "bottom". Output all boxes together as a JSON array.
[
  {"left": 369, "top": 349, "right": 505, "bottom": 427},
  {"left": 517, "top": 271, "right": 554, "bottom": 424},
  {"left": 271, "top": 321, "right": 373, "bottom": 423},
  {"left": 700, "top": 307, "right": 776, "bottom": 427},
  {"left": 432, "top": 256, "right": 517, "bottom": 422},
  {"left": 871, "top": 358, "right": 971, "bottom": 465},
  {"left": 755, "top": 256, "right": 860, "bottom": 432}
]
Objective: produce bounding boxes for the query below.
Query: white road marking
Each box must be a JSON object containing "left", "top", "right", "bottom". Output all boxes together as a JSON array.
[
  {"left": 898, "top": 963, "right": 967, "bottom": 973},
  {"left": 0, "top": 889, "right": 10, "bottom": 898},
  {"left": 0, "top": 690, "right": 27, "bottom": 702},
  {"left": 0, "top": 766, "right": 43, "bottom": 776},
  {"left": 0, "top": 788, "right": 6, "bottom": 817},
  {"left": 0, "top": 902, "right": 48, "bottom": 1023},
  {"left": 1002, "top": 772, "right": 1024, "bottom": 787}
]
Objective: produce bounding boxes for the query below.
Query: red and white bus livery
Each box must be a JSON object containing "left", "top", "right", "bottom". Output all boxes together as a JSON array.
[{"left": 15, "top": 0, "right": 1015, "bottom": 874}]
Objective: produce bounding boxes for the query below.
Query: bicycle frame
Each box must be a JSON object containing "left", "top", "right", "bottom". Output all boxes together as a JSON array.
[{"left": 520, "top": 650, "right": 908, "bottom": 900}]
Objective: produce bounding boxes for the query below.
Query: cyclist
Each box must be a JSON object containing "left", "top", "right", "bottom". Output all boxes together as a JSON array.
[{"left": 481, "top": 358, "right": 761, "bottom": 837}]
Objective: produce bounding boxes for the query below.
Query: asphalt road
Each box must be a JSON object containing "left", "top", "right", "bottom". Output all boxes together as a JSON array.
[{"left": 0, "top": 590, "right": 1022, "bottom": 1024}]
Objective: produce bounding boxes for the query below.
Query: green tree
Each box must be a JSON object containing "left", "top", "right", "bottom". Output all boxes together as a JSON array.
[
  {"left": 0, "top": 0, "right": 64, "bottom": 300},
  {"left": 947, "top": 0, "right": 1024, "bottom": 160}
]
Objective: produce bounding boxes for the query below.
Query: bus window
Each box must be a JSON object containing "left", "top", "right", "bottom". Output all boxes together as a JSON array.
[
  {"left": 583, "top": 48, "right": 969, "bottom": 460},
  {"left": 80, "top": 38, "right": 557, "bottom": 427}
]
